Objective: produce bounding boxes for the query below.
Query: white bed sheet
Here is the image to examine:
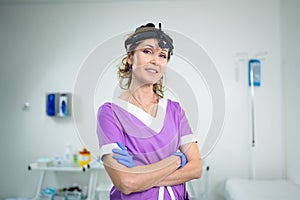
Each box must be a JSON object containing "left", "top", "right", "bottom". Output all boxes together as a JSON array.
[{"left": 225, "top": 178, "right": 300, "bottom": 200}]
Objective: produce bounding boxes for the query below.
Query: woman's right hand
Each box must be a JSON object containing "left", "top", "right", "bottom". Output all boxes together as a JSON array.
[{"left": 112, "top": 142, "right": 136, "bottom": 168}]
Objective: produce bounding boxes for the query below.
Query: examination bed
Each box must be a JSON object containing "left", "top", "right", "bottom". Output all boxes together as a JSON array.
[{"left": 224, "top": 178, "right": 300, "bottom": 200}]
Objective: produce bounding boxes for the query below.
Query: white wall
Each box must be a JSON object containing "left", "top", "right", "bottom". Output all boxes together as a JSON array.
[
  {"left": 0, "top": 1, "right": 283, "bottom": 199},
  {"left": 281, "top": 0, "right": 300, "bottom": 186}
]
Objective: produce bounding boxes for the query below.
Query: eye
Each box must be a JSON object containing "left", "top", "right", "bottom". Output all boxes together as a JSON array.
[
  {"left": 142, "top": 48, "right": 153, "bottom": 54},
  {"left": 159, "top": 53, "right": 167, "bottom": 59}
]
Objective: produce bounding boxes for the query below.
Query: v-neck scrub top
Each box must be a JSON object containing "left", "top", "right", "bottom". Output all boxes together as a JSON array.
[{"left": 97, "top": 98, "right": 195, "bottom": 200}]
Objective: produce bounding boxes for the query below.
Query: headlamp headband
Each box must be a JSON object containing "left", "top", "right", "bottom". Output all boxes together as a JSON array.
[{"left": 125, "top": 23, "right": 174, "bottom": 56}]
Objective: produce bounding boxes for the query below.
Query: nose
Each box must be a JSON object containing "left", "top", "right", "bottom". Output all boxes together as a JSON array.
[{"left": 150, "top": 53, "right": 160, "bottom": 66}]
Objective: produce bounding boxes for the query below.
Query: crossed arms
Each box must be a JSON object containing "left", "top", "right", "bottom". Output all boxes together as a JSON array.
[{"left": 102, "top": 142, "right": 202, "bottom": 195}]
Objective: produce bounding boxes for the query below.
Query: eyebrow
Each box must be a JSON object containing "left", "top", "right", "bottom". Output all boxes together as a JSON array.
[{"left": 140, "top": 44, "right": 168, "bottom": 52}]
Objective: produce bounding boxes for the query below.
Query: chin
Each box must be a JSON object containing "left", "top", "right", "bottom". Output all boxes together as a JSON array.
[{"left": 144, "top": 79, "right": 160, "bottom": 86}]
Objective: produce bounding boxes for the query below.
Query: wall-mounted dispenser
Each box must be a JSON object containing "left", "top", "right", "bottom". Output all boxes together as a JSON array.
[
  {"left": 46, "top": 93, "right": 71, "bottom": 117},
  {"left": 46, "top": 93, "right": 56, "bottom": 116},
  {"left": 248, "top": 59, "right": 261, "bottom": 87},
  {"left": 58, "top": 93, "right": 68, "bottom": 117}
]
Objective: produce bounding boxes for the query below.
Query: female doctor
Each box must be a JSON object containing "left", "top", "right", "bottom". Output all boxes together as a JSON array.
[{"left": 97, "top": 23, "right": 202, "bottom": 200}]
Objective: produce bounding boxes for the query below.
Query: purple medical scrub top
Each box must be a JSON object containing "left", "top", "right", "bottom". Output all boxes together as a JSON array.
[{"left": 97, "top": 98, "right": 194, "bottom": 199}]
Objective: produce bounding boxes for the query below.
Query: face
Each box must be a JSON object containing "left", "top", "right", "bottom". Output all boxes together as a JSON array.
[{"left": 127, "top": 38, "right": 169, "bottom": 87}]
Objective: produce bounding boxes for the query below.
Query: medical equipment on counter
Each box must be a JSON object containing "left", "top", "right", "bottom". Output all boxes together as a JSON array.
[
  {"left": 28, "top": 160, "right": 105, "bottom": 200},
  {"left": 36, "top": 158, "right": 53, "bottom": 167},
  {"left": 64, "top": 143, "right": 73, "bottom": 166},
  {"left": 78, "top": 148, "right": 91, "bottom": 167}
]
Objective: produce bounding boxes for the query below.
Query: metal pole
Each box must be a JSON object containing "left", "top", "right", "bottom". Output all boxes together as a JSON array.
[{"left": 249, "top": 63, "right": 256, "bottom": 180}]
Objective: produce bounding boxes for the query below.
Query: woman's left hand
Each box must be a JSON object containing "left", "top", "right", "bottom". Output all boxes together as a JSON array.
[{"left": 173, "top": 152, "right": 187, "bottom": 168}]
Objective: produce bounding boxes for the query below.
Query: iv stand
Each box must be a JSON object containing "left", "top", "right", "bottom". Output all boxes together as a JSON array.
[{"left": 249, "top": 64, "right": 256, "bottom": 180}]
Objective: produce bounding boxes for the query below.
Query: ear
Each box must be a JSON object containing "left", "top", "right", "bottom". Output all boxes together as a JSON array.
[{"left": 127, "top": 53, "right": 133, "bottom": 65}]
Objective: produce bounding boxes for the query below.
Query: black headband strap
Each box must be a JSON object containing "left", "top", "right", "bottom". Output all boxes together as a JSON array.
[{"left": 125, "top": 23, "right": 173, "bottom": 55}]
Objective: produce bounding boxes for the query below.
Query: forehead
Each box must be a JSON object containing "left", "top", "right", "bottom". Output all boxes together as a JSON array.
[{"left": 136, "top": 38, "right": 168, "bottom": 51}]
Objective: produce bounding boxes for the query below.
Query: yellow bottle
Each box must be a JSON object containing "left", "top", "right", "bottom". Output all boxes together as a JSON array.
[{"left": 78, "top": 148, "right": 91, "bottom": 167}]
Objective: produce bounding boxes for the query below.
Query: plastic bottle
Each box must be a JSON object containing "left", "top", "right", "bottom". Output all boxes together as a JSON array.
[
  {"left": 64, "top": 143, "right": 73, "bottom": 166},
  {"left": 72, "top": 148, "right": 79, "bottom": 166}
]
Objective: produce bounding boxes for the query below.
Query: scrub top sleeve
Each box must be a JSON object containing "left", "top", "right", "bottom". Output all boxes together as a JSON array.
[
  {"left": 178, "top": 105, "right": 195, "bottom": 146},
  {"left": 97, "top": 103, "right": 125, "bottom": 159}
]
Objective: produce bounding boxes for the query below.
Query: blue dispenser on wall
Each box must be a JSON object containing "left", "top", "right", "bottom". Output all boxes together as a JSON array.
[
  {"left": 46, "top": 93, "right": 71, "bottom": 117},
  {"left": 46, "top": 93, "right": 56, "bottom": 116}
]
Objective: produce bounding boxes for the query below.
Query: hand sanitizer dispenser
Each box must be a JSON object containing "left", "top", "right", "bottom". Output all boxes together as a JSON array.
[
  {"left": 58, "top": 93, "right": 68, "bottom": 117},
  {"left": 46, "top": 93, "right": 71, "bottom": 117},
  {"left": 46, "top": 93, "right": 56, "bottom": 116}
]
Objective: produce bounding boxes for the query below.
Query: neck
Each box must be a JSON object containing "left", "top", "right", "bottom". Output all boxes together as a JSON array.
[
  {"left": 129, "top": 84, "right": 156, "bottom": 103},
  {"left": 127, "top": 85, "right": 159, "bottom": 116}
]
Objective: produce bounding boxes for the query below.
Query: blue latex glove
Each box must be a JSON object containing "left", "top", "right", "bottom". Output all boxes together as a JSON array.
[
  {"left": 173, "top": 152, "right": 187, "bottom": 168},
  {"left": 112, "top": 142, "right": 136, "bottom": 168}
]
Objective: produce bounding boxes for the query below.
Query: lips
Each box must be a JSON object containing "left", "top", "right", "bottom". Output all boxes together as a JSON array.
[{"left": 145, "top": 68, "right": 158, "bottom": 73}]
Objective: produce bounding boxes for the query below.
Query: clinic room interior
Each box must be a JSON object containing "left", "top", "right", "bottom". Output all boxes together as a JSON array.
[{"left": 1, "top": 0, "right": 299, "bottom": 200}]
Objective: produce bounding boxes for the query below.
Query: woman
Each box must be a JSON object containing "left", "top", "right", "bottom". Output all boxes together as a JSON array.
[{"left": 97, "top": 23, "right": 202, "bottom": 200}]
